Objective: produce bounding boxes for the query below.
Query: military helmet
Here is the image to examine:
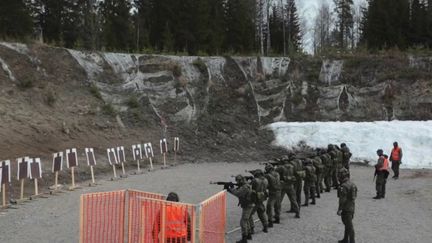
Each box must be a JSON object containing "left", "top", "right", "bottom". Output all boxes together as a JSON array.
[
  {"left": 327, "top": 144, "right": 334, "bottom": 150},
  {"left": 341, "top": 143, "right": 346, "bottom": 148},
  {"left": 265, "top": 164, "right": 274, "bottom": 172},
  {"left": 376, "top": 149, "right": 384, "bottom": 156},
  {"left": 235, "top": 174, "right": 245, "bottom": 183},
  {"left": 338, "top": 168, "right": 350, "bottom": 180},
  {"left": 254, "top": 169, "right": 264, "bottom": 176}
]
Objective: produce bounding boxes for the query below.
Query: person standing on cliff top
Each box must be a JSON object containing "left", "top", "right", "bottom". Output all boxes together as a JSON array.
[{"left": 390, "top": 142, "right": 402, "bottom": 179}]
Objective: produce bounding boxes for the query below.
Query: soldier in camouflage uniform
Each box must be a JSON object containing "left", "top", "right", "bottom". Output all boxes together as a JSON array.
[
  {"left": 320, "top": 149, "right": 333, "bottom": 192},
  {"left": 264, "top": 164, "right": 282, "bottom": 227},
  {"left": 277, "top": 161, "right": 301, "bottom": 218},
  {"left": 302, "top": 159, "right": 317, "bottom": 206},
  {"left": 249, "top": 170, "right": 269, "bottom": 233},
  {"left": 337, "top": 168, "right": 357, "bottom": 243},
  {"left": 341, "top": 143, "right": 352, "bottom": 170},
  {"left": 227, "top": 175, "right": 255, "bottom": 243},
  {"left": 328, "top": 144, "right": 340, "bottom": 189},
  {"left": 311, "top": 152, "right": 325, "bottom": 198},
  {"left": 289, "top": 158, "right": 305, "bottom": 209}
]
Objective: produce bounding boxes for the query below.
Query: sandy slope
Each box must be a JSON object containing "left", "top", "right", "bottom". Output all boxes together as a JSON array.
[{"left": 0, "top": 162, "right": 431, "bottom": 243}]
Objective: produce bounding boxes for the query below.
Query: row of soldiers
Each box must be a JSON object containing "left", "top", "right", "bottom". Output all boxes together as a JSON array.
[{"left": 221, "top": 143, "right": 353, "bottom": 243}]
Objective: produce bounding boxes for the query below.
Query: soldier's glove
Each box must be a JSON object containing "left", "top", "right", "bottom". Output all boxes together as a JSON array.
[{"left": 337, "top": 210, "right": 342, "bottom": 216}]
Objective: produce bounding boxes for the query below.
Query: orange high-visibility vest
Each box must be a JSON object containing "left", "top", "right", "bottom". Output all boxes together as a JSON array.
[
  {"left": 379, "top": 156, "right": 389, "bottom": 171},
  {"left": 391, "top": 147, "right": 401, "bottom": 161},
  {"left": 165, "top": 205, "right": 188, "bottom": 238}
]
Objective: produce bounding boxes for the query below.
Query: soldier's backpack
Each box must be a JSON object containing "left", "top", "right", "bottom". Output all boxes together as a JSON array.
[
  {"left": 312, "top": 156, "right": 325, "bottom": 173},
  {"left": 290, "top": 159, "right": 306, "bottom": 179}
]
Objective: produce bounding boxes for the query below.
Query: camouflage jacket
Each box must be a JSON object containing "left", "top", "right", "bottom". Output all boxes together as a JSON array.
[{"left": 338, "top": 180, "right": 357, "bottom": 213}]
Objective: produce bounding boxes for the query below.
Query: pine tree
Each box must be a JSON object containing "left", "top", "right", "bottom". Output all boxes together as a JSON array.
[
  {"left": 99, "top": 0, "right": 133, "bottom": 51},
  {"left": 286, "top": 0, "right": 302, "bottom": 53},
  {"left": 270, "top": 5, "right": 284, "bottom": 54},
  {"left": 225, "top": 0, "right": 255, "bottom": 54},
  {"left": 162, "top": 22, "right": 174, "bottom": 52},
  {"left": 207, "top": 0, "right": 225, "bottom": 55},
  {"left": 133, "top": 0, "right": 152, "bottom": 51},
  {"left": 334, "top": 0, "right": 354, "bottom": 49},
  {"left": 0, "top": 0, "right": 33, "bottom": 39},
  {"left": 410, "top": 0, "right": 429, "bottom": 47}
]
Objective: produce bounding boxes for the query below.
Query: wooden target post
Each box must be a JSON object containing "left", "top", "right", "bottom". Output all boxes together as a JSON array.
[
  {"left": 50, "top": 152, "right": 63, "bottom": 192},
  {"left": 107, "top": 148, "right": 119, "bottom": 180},
  {"left": 85, "top": 148, "right": 97, "bottom": 185},
  {"left": 160, "top": 138, "right": 168, "bottom": 169},
  {"left": 144, "top": 143, "right": 154, "bottom": 171},
  {"left": 29, "top": 158, "right": 43, "bottom": 199},
  {"left": 66, "top": 148, "right": 79, "bottom": 190},
  {"left": 132, "top": 144, "right": 143, "bottom": 173},
  {"left": 116, "top": 146, "right": 127, "bottom": 177},
  {"left": 1, "top": 160, "right": 11, "bottom": 208},
  {"left": 173, "top": 137, "right": 180, "bottom": 165},
  {"left": 17, "top": 157, "right": 30, "bottom": 201}
]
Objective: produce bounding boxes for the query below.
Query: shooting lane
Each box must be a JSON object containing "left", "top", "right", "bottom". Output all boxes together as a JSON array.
[
  {"left": 107, "top": 148, "right": 119, "bottom": 180},
  {"left": 144, "top": 143, "right": 154, "bottom": 171},
  {"left": 159, "top": 138, "right": 168, "bottom": 169},
  {"left": 85, "top": 148, "right": 97, "bottom": 186},
  {"left": 116, "top": 146, "right": 127, "bottom": 178},
  {"left": 66, "top": 148, "right": 80, "bottom": 190},
  {"left": 132, "top": 144, "right": 143, "bottom": 174},
  {"left": 17, "top": 157, "right": 30, "bottom": 201},
  {"left": 1, "top": 160, "right": 11, "bottom": 208}
]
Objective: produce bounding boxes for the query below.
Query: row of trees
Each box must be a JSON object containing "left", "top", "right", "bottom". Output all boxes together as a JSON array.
[
  {"left": 0, "top": 0, "right": 302, "bottom": 56},
  {"left": 313, "top": 0, "right": 432, "bottom": 54},
  {"left": 2, "top": 0, "right": 432, "bottom": 55}
]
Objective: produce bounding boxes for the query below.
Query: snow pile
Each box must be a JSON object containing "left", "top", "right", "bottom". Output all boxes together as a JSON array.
[
  {"left": 267, "top": 121, "right": 432, "bottom": 169},
  {"left": 0, "top": 57, "right": 16, "bottom": 81}
]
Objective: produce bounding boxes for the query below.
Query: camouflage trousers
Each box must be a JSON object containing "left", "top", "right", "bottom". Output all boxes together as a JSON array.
[
  {"left": 267, "top": 191, "right": 281, "bottom": 221},
  {"left": 240, "top": 204, "right": 255, "bottom": 236},
  {"left": 376, "top": 173, "right": 387, "bottom": 198},
  {"left": 281, "top": 183, "right": 299, "bottom": 214},
  {"left": 323, "top": 167, "right": 332, "bottom": 191},
  {"left": 294, "top": 179, "right": 303, "bottom": 208},
  {"left": 303, "top": 180, "right": 316, "bottom": 205},
  {"left": 250, "top": 201, "right": 268, "bottom": 230}
]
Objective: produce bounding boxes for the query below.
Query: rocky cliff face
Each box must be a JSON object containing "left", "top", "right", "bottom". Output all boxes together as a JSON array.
[{"left": 1, "top": 42, "right": 432, "bottom": 162}]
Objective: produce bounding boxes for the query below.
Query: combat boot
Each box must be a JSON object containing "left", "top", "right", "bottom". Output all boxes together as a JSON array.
[
  {"left": 263, "top": 226, "right": 268, "bottom": 233},
  {"left": 268, "top": 222, "right": 273, "bottom": 228},
  {"left": 247, "top": 234, "right": 252, "bottom": 240},
  {"left": 236, "top": 235, "right": 248, "bottom": 243},
  {"left": 273, "top": 218, "right": 280, "bottom": 224},
  {"left": 295, "top": 213, "right": 300, "bottom": 218}
]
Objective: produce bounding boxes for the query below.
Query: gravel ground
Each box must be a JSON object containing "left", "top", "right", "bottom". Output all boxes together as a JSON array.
[{"left": 0, "top": 162, "right": 431, "bottom": 243}]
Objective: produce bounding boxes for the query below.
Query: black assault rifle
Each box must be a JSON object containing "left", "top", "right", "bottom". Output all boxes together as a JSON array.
[{"left": 210, "top": 181, "right": 238, "bottom": 187}]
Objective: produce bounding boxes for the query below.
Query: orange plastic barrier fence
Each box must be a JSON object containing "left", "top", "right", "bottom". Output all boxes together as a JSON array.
[
  {"left": 128, "top": 190, "right": 165, "bottom": 243},
  {"left": 199, "top": 191, "right": 227, "bottom": 243},
  {"left": 80, "top": 190, "right": 126, "bottom": 243},
  {"left": 80, "top": 190, "right": 226, "bottom": 243},
  {"left": 138, "top": 198, "right": 196, "bottom": 243}
]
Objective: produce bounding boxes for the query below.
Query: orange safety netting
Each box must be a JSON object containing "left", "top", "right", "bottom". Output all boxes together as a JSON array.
[
  {"left": 138, "top": 198, "right": 196, "bottom": 243},
  {"left": 80, "top": 190, "right": 126, "bottom": 243},
  {"left": 128, "top": 190, "right": 165, "bottom": 243},
  {"left": 199, "top": 191, "right": 227, "bottom": 243}
]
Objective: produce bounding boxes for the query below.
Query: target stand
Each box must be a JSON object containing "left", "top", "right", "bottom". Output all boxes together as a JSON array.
[
  {"left": 160, "top": 139, "right": 168, "bottom": 169},
  {"left": 144, "top": 143, "right": 154, "bottom": 171},
  {"left": 49, "top": 152, "right": 65, "bottom": 194},
  {"left": 85, "top": 148, "right": 98, "bottom": 186},
  {"left": 16, "top": 157, "right": 31, "bottom": 203},
  {"left": 66, "top": 149, "right": 81, "bottom": 191},
  {"left": 173, "top": 137, "right": 180, "bottom": 166},
  {"left": 1, "top": 160, "right": 16, "bottom": 209},
  {"left": 107, "top": 148, "right": 120, "bottom": 181},
  {"left": 29, "top": 158, "right": 48, "bottom": 200},
  {"left": 132, "top": 144, "right": 144, "bottom": 175},
  {"left": 116, "top": 146, "right": 127, "bottom": 178}
]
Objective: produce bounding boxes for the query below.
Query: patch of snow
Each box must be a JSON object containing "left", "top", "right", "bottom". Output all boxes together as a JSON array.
[
  {"left": 68, "top": 49, "right": 104, "bottom": 81},
  {"left": 319, "top": 60, "right": 343, "bottom": 85},
  {"left": 0, "top": 42, "right": 29, "bottom": 55},
  {"left": 267, "top": 121, "right": 432, "bottom": 169},
  {"left": 0, "top": 57, "right": 16, "bottom": 81}
]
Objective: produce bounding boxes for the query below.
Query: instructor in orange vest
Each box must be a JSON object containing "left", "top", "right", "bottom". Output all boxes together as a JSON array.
[
  {"left": 153, "top": 192, "right": 191, "bottom": 243},
  {"left": 374, "top": 149, "right": 389, "bottom": 199},
  {"left": 390, "top": 142, "right": 403, "bottom": 179}
]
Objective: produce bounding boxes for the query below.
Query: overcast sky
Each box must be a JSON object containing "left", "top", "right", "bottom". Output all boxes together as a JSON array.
[{"left": 295, "top": 0, "right": 368, "bottom": 53}]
